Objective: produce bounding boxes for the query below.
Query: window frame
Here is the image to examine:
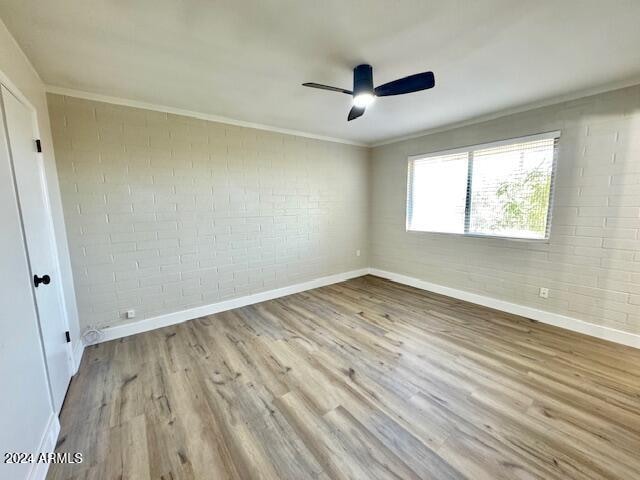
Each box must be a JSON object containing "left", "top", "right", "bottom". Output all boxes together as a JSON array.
[{"left": 406, "top": 131, "right": 561, "bottom": 242}]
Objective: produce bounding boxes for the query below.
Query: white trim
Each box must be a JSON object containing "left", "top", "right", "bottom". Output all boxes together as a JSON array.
[
  {"left": 369, "top": 268, "right": 640, "bottom": 349},
  {"left": 71, "top": 340, "right": 84, "bottom": 374},
  {"left": 407, "top": 130, "right": 561, "bottom": 161},
  {"left": 90, "top": 266, "right": 640, "bottom": 350},
  {"left": 372, "top": 77, "right": 640, "bottom": 147},
  {"left": 45, "top": 85, "right": 367, "bottom": 147},
  {"left": 0, "top": 72, "right": 36, "bottom": 114},
  {"left": 27, "top": 413, "right": 60, "bottom": 480},
  {"left": 93, "top": 268, "right": 369, "bottom": 344},
  {"left": 45, "top": 80, "right": 640, "bottom": 150},
  {"left": 46, "top": 79, "right": 640, "bottom": 149}
]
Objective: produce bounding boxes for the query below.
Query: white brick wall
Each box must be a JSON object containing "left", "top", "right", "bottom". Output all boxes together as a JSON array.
[
  {"left": 50, "top": 85, "right": 640, "bottom": 337},
  {"left": 371, "top": 85, "right": 640, "bottom": 335},
  {"left": 48, "top": 94, "right": 369, "bottom": 330}
]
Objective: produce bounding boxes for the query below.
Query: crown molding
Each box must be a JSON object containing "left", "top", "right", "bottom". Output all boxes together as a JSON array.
[
  {"left": 371, "top": 76, "right": 640, "bottom": 148},
  {"left": 47, "top": 76, "right": 640, "bottom": 150},
  {"left": 45, "top": 85, "right": 367, "bottom": 147}
]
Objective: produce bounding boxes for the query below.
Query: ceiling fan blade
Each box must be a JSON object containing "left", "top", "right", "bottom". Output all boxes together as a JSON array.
[
  {"left": 302, "top": 82, "right": 353, "bottom": 95},
  {"left": 348, "top": 105, "right": 365, "bottom": 121},
  {"left": 374, "top": 71, "right": 435, "bottom": 97}
]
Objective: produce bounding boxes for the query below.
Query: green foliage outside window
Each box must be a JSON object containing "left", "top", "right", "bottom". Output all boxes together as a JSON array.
[{"left": 494, "top": 168, "right": 551, "bottom": 234}]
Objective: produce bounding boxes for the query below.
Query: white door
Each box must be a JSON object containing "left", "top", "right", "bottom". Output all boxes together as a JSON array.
[
  {"left": 0, "top": 83, "right": 56, "bottom": 480},
  {"left": 1, "top": 85, "right": 72, "bottom": 412}
]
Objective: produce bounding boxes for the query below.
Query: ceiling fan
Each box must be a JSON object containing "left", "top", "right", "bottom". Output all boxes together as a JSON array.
[{"left": 302, "top": 64, "right": 435, "bottom": 121}]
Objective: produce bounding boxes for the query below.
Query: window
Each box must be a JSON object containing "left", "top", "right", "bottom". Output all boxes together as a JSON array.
[{"left": 407, "top": 132, "right": 559, "bottom": 240}]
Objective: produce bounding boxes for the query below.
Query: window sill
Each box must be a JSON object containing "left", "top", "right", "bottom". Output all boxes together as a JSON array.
[{"left": 405, "top": 228, "right": 551, "bottom": 243}]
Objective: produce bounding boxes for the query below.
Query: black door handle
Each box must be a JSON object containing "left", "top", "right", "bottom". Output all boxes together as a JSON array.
[{"left": 34, "top": 274, "right": 51, "bottom": 288}]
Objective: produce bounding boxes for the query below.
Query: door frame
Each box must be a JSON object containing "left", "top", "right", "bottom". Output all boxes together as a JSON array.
[{"left": 0, "top": 70, "right": 74, "bottom": 405}]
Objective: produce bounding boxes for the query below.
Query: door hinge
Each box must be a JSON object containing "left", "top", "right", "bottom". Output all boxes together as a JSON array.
[
  {"left": 65, "top": 331, "right": 71, "bottom": 343},
  {"left": 35, "top": 139, "right": 42, "bottom": 153}
]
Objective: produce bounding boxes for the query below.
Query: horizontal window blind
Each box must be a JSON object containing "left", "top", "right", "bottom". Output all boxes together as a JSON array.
[
  {"left": 407, "top": 132, "right": 559, "bottom": 240},
  {"left": 407, "top": 151, "right": 468, "bottom": 234}
]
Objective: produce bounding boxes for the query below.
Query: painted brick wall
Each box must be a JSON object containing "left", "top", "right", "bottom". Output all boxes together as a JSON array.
[
  {"left": 48, "top": 94, "right": 369, "bottom": 330},
  {"left": 370, "top": 85, "right": 640, "bottom": 335}
]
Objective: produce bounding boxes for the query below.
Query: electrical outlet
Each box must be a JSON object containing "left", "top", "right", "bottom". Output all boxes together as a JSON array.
[
  {"left": 538, "top": 287, "right": 549, "bottom": 299},
  {"left": 356, "top": 249, "right": 361, "bottom": 257},
  {"left": 126, "top": 309, "right": 136, "bottom": 319}
]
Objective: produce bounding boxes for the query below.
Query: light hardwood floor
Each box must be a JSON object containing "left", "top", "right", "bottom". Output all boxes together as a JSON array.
[{"left": 49, "top": 275, "right": 640, "bottom": 480}]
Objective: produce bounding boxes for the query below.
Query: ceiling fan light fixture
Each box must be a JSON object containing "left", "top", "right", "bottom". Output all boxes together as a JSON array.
[
  {"left": 353, "top": 92, "right": 375, "bottom": 108},
  {"left": 302, "top": 63, "right": 435, "bottom": 121}
]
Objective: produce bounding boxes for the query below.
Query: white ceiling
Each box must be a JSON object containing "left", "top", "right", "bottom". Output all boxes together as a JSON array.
[{"left": 2, "top": 0, "right": 640, "bottom": 145}]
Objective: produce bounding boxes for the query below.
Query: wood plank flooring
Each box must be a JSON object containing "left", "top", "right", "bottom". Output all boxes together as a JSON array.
[{"left": 49, "top": 275, "right": 640, "bottom": 480}]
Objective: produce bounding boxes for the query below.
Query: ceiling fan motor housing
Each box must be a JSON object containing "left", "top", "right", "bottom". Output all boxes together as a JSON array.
[{"left": 353, "top": 64, "right": 374, "bottom": 95}]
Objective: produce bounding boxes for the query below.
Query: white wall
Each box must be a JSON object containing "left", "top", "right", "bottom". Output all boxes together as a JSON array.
[
  {"left": 371, "top": 85, "right": 640, "bottom": 335},
  {"left": 48, "top": 94, "right": 369, "bottom": 331}
]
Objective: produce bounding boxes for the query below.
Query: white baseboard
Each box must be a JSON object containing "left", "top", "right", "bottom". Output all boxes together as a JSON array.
[
  {"left": 88, "top": 266, "right": 640, "bottom": 350},
  {"left": 94, "top": 268, "right": 370, "bottom": 344},
  {"left": 71, "top": 340, "right": 84, "bottom": 374},
  {"left": 27, "top": 413, "right": 60, "bottom": 480},
  {"left": 369, "top": 268, "right": 640, "bottom": 349}
]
